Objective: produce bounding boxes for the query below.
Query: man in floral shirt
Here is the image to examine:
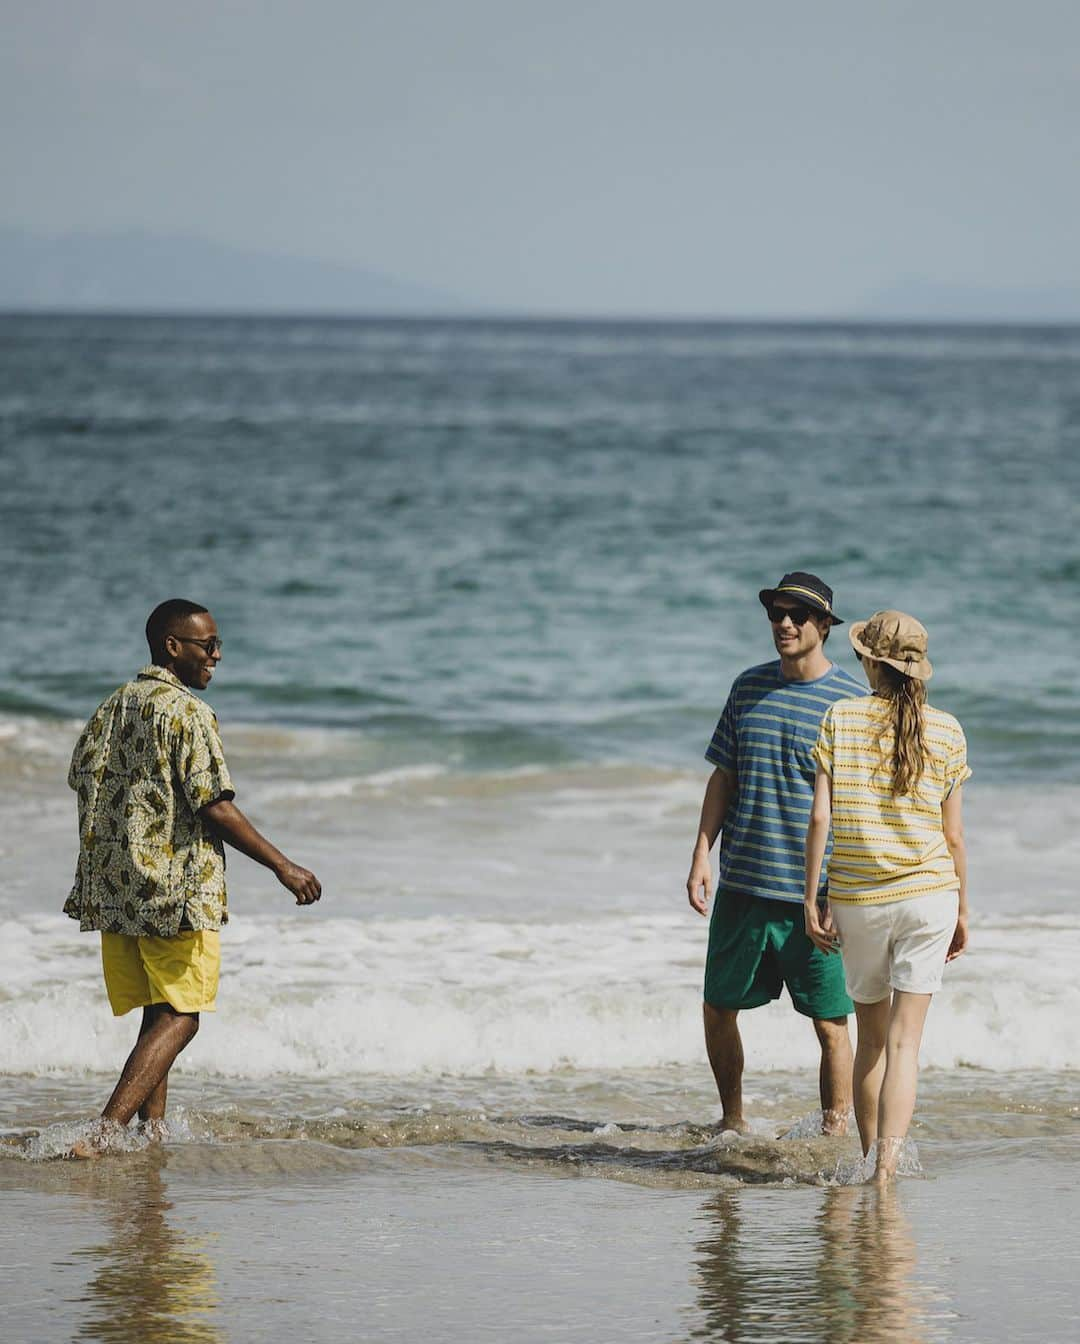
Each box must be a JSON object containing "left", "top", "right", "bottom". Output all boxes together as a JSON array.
[{"left": 65, "top": 598, "right": 321, "bottom": 1154}]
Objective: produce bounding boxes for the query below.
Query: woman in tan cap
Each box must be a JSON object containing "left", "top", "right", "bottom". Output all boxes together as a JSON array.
[{"left": 802, "top": 611, "right": 971, "bottom": 1184}]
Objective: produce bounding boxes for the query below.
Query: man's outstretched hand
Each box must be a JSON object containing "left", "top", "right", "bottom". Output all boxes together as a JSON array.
[
  {"left": 201, "top": 798, "right": 323, "bottom": 906},
  {"left": 275, "top": 860, "right": 322, "bottom": 906}
]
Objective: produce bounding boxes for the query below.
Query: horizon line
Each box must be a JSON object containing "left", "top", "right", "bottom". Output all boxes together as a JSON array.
[{"left": 4, "top": 307, "right": 1080, "bottom": 328}]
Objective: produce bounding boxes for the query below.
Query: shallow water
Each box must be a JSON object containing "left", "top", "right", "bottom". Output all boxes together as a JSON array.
[
  {"left": 4, "top": 1067, "right": 1077, "bottom": 1189},
  {"left": 2, "top": 1131, "right": 1077, "bottom": 1343}
]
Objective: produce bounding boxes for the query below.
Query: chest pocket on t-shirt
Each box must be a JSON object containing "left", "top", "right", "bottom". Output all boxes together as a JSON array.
[{"left": 786, "top": 733, "right": 817, "bottom": 784}]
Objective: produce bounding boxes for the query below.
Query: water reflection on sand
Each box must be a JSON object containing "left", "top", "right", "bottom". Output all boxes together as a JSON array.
[
  {"left": 4, "top": 1128, "right": 1069, "bottom": 1342},
  {"left": 59, "top": 1152, "right": 952, "bottom": 1344},
  {"left": 690, "top": 1182, "right": 952, "bottom": 1344},
  {"left": 67, "top": 1152, "right": 222, "bottom": 1344}
]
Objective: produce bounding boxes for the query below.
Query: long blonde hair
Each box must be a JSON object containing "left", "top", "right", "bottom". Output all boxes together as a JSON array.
[{"left": 873, "top": 662, "right": 927, "bottom": 797}]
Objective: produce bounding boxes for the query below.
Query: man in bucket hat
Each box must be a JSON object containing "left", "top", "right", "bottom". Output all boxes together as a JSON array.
[{"left": 685, "top": 571, "right": 863, "bottom": 1134}]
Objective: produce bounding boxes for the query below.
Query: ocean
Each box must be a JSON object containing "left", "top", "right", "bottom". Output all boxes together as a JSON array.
[{"left": 1, "top": 315, "right": 1078, "bottom": 1342}]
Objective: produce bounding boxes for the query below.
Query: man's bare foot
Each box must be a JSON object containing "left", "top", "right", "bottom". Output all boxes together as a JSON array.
[
  {"left": 68, "top": 1138, "right": 102, "bottom": 1161},
  {"left": 721, "top": 1115, "right": 751, "bottom": 1135},
  {"left": 138, "top": 1118, "right": 169, "bottom": 1143},
  {"left": 66, "top": 1118, "right": 127, "bottom": 1160},
  {"left": 821, "top": 1107, "right": 849, "bottom": 1137}
]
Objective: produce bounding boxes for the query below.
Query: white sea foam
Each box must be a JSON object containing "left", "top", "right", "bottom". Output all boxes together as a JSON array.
[
  {"left": 250, "top": 763, "right": 449, "bottom": 804},
  {"left": 2, "top": 910, "right": 1078, "bottom": 1082},
  {"left": 3, "top": 705, "right": 1078, "bottom": 1082},
  {"left": 0, "top": 713, "right": 80, "bottom": 775}
]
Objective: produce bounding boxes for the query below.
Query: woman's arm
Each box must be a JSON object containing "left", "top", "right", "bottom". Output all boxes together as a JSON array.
[
  {"left": 942, "top": 785, "right": 968, "bottom": 960},
  {"left": 804, "top": 766, "right": 838, "bottom": 953}
]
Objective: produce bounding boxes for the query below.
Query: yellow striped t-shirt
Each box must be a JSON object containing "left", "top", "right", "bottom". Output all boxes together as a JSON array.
[{"left": 812, "top": 695, "right": 971, "bottom": 906}]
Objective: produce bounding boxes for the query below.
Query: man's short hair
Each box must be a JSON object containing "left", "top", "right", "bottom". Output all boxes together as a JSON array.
[{"left": 146, "top": 599, "right": 209, "bottom": 662}]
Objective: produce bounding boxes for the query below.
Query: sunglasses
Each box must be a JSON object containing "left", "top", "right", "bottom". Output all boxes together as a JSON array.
[
  {"left": 766, "top": 604, "right": 816, "bottom": 626},
  {"left": 175, "top": 636, "right": 223, "bottom": 656}
]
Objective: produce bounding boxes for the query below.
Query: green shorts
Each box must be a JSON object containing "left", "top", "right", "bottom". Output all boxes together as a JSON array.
[{"left": 704, "top": 890, "right": 852, "bottom": 1019}]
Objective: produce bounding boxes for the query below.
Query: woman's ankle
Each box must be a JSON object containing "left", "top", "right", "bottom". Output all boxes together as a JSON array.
[{"left": 874, "top": 1134, "right": 906, "bottom": 1178}]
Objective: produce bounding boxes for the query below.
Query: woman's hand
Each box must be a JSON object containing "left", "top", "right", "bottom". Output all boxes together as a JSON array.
[
  {"left": 946, "top": 913, "right": 969, "bottom": 961},
  {"left": 805, "top": 899, "right": 840, "bottom": 955}
]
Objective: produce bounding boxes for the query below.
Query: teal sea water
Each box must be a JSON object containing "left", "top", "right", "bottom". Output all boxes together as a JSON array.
[
  {"left": 2, "top": 315, "right": 1079, "bottom": 777},
  {"left": 2, "top": 316, "right": 1078, "bottom": 1341}
]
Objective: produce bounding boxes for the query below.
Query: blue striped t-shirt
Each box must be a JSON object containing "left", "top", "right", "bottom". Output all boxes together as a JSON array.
[{"left": 705, "top": 660, "right": 863, "bottom": 905}]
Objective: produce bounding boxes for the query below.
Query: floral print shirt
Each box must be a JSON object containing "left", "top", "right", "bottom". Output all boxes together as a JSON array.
[{"left": 64, "top": 666, "right": 235, "bottom": 936}]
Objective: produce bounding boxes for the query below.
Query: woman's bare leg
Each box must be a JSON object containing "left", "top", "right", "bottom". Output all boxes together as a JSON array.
[
  {"left": 874, "top": 990, "right": 933, "bottom": 1182},
  {"left": 852, "top": 997, "right": 890, "bottom": 1156}
]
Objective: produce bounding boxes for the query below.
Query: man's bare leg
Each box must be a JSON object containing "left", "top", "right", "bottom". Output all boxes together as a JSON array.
[
  {"left": 71, "top": 1004, "right": 198, "bottom": 1157},
  {"left": 703, "top": 1003, "right": 750, "bottom": 1132},
  {"left": 852, "top": 997, "right": 890, "bottom": 1155},
  {"left": 874, "top": 990, "right": 933, "bottom": 1184},
  {"left": 135, "top": 1006, "right": 172, "bottom": 1132},
  {"left": 104, "top": 1003, "right": 198, "bottom": 1125},
  {"left": 812, "top": 1015, "right": 853, "bottom": 1135}
]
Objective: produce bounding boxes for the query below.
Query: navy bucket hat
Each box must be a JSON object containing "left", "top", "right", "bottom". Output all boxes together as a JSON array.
[{"left": 758, "top": 571, "right": 843, "bottom": 625}]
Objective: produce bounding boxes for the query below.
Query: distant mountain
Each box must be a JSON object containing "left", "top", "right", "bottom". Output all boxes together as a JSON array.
[
  {"left": 0, "top": 228, "right": 467, "bottom": 314},
  {"left": 859, "top": 277, "right": 1080, "bottom": 323}
]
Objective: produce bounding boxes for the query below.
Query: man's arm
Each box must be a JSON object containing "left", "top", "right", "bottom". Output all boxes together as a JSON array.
[
  {"left": 686, "top": 766, "right": 736, "bottom": 916},
  {"left": 200, "top": 798, "right": 322, "bottom": 905}
]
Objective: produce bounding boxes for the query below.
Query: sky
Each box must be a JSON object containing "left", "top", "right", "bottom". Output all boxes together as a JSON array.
[{"left": 3, "top": 1, "right": 1079, "bottom": 317}]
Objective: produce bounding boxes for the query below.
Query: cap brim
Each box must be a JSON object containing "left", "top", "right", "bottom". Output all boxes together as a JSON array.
[
  {"left": 848, "top": 622, "right": 871, "bottom": 655},
  {"left": 848, "top": 623, "right": 932, "bottom": 679}
]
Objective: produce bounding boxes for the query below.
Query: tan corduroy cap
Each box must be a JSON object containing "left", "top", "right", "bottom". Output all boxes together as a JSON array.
[{"left": 848, "top": 610, "right": 933, "bottom": 680}]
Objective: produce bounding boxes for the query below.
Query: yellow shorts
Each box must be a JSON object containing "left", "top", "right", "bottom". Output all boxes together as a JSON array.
[{"left": 100, "top": 930, "right": 220, "bottom": 1017}]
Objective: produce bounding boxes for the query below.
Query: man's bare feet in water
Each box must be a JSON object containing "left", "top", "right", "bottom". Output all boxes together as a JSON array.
[
  {"left": 67, "top": 1119, "right": 127, "bottom": 1160},
  {"left": 69, "top": 1130, "right": 109, "bottom": 1159},
  {"left": 721, "top": 1115, "right": 751, "bottom": 1135}
]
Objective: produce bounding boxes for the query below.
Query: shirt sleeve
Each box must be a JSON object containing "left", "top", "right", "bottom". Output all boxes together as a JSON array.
[
  {"left": 705, "top": 685, "right": 738, "bottom": 772},
  {"left": 68, "top": 710, "right": 101, "bottom": 790},
  {"left": 944, "top": 722, "right": 972, "bottom": 797},
  {"left": 811, "top": 706, "right": 836, "bottom": 777},
  {"left": 67, "top": 734, "right": 83, "bottom": 791},
  {"left": 173, "top": 707, "right": 235, "bottom": 813}
]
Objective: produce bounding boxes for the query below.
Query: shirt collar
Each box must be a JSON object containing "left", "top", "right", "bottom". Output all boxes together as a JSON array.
[{"left": 136, "top": 664, "right": 200, "bottom": 698}]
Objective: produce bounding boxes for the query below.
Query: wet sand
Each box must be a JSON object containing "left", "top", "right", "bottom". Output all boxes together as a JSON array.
[{"left": 2, "top": 1128, "right": 1077, "bottom": 1343}]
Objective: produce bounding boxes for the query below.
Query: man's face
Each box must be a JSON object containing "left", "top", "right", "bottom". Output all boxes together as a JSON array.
[
  {"left": 768, "top": 598, "right": 831, "bottom": 659},
  {"left": 163, "top": 612, "right": 222, "bottom": 690}
]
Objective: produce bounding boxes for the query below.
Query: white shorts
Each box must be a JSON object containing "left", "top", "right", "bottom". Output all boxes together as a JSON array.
[{"left": 830, "top": 890, "right": 959, "bottom": 1003}]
